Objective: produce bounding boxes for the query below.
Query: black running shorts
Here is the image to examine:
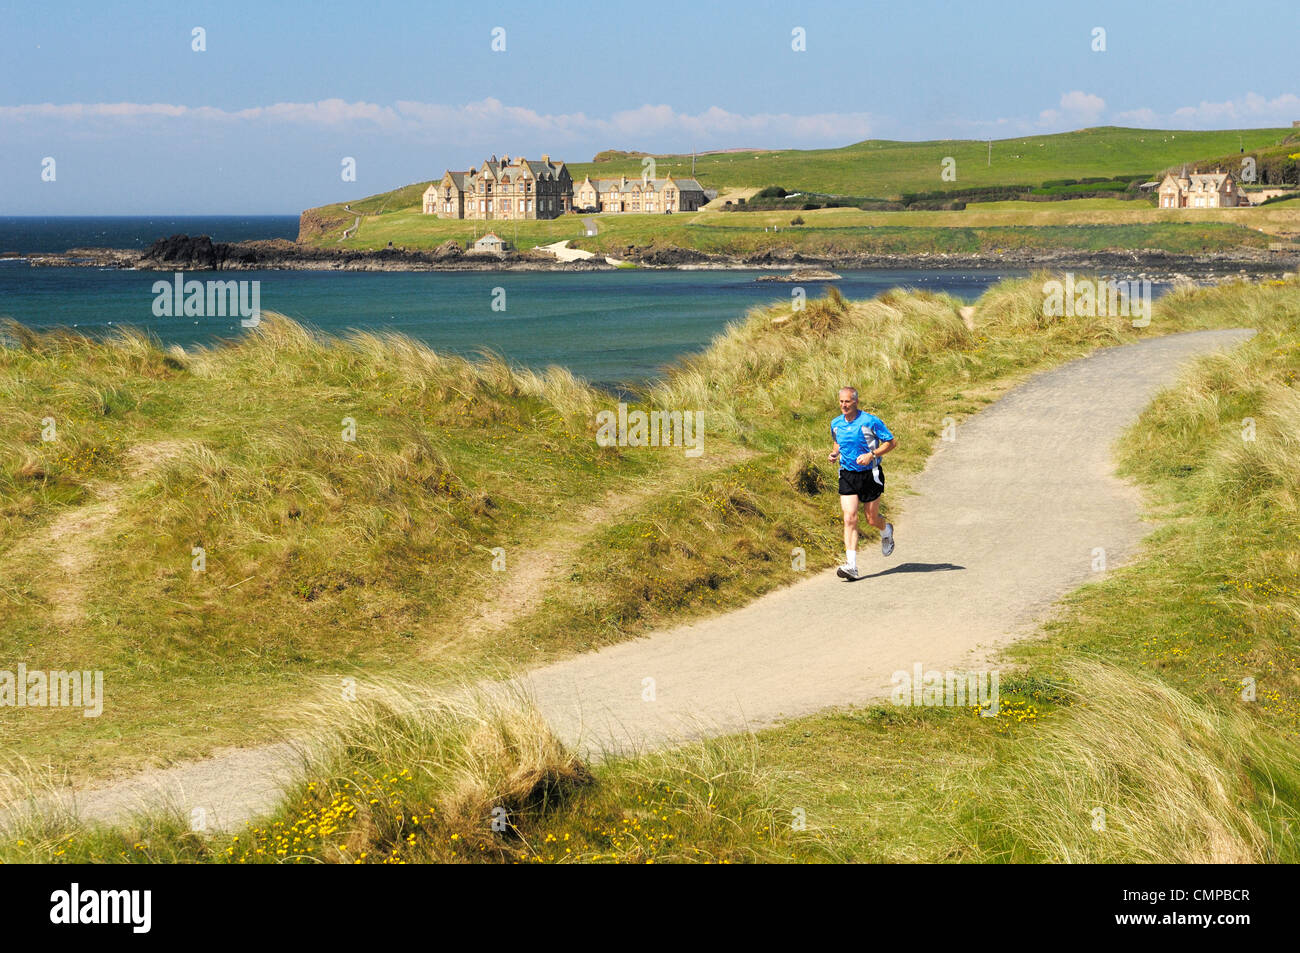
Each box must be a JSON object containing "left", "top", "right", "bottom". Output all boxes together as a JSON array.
[{"left": 839, "top": 466, "right": 884, "bottom": 503}]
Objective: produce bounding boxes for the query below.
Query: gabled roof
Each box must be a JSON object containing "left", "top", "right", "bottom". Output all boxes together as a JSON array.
[
  {"left": 440, "top": 156, "right": 574, "bottom": 191},
  {"left": 582, "top": 176, "right": 706, "bottom": 194},
  {"left": 1159, "top": 169, "right": 1237, "bottom": 192}
]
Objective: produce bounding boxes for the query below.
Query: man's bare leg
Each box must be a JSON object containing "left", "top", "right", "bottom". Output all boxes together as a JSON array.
[
  {"left": 866, "top": 497, "right": 894, "bottom": 556},
  {"left": 840, "top": 495, "right": 860, "bottom": 574},
  {"left": 864, "top": 498, "right": 886, "bottom": 532}
]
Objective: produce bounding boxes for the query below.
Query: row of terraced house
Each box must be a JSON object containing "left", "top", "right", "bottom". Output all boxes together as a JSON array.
[{"left": 422, "top": 153, "right": 707, "bottom": 220}]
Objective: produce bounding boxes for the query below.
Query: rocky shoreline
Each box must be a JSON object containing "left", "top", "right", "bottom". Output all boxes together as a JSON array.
[{"left": 13, "top": 233, "right": 1299, "bottom": 281}]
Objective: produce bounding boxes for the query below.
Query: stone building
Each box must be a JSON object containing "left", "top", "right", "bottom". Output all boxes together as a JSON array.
[
  {"left": 470, "top": 232, "right": 510, "bottom": 254},
  {"left": 1157, "top": 167, "right": 1250, "bottom": 208},
  {"left": 423, "top": 154, "right": 573, "bottom": 220},
  {"left": 421, "top": 153, "right": 708, "bottom": 218},
  {"left": 572, "top": 175, "right": 707, "bottom": 213}
]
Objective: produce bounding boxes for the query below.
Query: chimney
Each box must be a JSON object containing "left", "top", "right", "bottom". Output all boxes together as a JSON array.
[{"left": 542, "top": 153, "right": 550, "bottom": 165}]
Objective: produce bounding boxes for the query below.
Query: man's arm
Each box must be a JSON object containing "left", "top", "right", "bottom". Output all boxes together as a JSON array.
[
  {"left": 856, "top": 433, "right": 897, "bottom": 466},
  {"left": 828, "top": 438, "right": 840, "bottom": 464}
]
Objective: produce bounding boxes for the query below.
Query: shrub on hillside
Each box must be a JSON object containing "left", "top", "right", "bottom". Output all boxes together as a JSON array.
[{"left": 787, "top": 451, "right": 826, "bottom": 495}]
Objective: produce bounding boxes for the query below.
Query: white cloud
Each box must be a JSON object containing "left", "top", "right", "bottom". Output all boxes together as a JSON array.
[
  {"left": 1113, "top": 107, "right": 1158, "bottom": 126},
  {"left": 0, "top": 98, "right": 407, "bottom": 126},
  {"left": 0, "top": 96, "right": 873, "bottom": 148},
  {"left": 1170, "top": 91, "right": 1300, "bottom": 125},
  {"left": 1115, "top": 92, "right": 1299, "bottom": 128},
  {"left": 1038, "top": 91, "right": 1107, "bottom": 128},
  {"left": 1059, "top": 90, "right": 1106, "bottom": 120}
]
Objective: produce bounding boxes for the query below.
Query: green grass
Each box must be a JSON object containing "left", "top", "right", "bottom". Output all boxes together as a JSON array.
[
  {"left": 300, "top": 127, "right": 1300, "bottom": 256},
  {"left": 3, "top": 278, "right": 1300, "bottom": 864},
  {"left": 577, "top": 127, "right": 1292, "bottom": 195},
  {"left": 323, "top": 206, "right": 1276, "bottom": 258},
  {"left": 0, "top": 276, "right": 1138, "bottom": 780},
  {"left": 311, "top": 127, "right": 1293, "bottom": 223}
]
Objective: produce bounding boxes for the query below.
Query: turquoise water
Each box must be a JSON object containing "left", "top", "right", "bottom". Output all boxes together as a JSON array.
[{"left": 0, "top": 264, "right": 1039, "bottom": 386}]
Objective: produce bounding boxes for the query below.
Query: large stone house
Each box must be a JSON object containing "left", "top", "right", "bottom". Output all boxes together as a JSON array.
[
  {"left": 1157, "top": 167, "right": 1250, "bottom": 208},
  {"left": 571, "top": 175, "right": 707, "bottom": 213},
  {"left": 423, "top": 154, "right": 573, "bottom": 220},
  {"left": 421, "top": 153, "right": 708, "bottom": 218}
]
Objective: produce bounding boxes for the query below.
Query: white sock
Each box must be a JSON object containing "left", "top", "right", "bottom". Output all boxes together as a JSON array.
[
  {"left": 883, "top": 523, "right": 893, "bottom": 537},
  {"left": 846, "top": 549, "right": 857, "bottom": 570}
]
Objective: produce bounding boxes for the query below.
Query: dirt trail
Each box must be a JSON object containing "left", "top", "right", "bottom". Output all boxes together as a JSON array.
[
  {"left": 456, "top": 451, "right": 751, "bottom": 644},
  {"left": 20, "top": 441, "right": 188, "bottom": 630},
  {"left": 459, "top": 480, "right": 663, "bottom": 640},
  {"left": 1, "top": 330, "right": 1253, "bottom": 830}
]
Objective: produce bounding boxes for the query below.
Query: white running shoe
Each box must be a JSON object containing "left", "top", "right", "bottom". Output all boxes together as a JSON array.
[
  {"left": 882, "top": 523, "right": 895, "bottom": 557},
  {"left": 836, "top": 564, "right": 861, "bottom": 580}
]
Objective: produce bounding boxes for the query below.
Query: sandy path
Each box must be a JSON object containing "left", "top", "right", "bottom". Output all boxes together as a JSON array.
[
  {"left": 518, "top": 328, "right": 1254, "bottom": 756},
  {"left": 5, "top": 328, "right": 1252, "bottom": 830},
  {"left": 537, "top": 240, "right": 596, "bottom": 262},
  {"left": 9, "top": 441, "right": 188, "bottom": 630}
]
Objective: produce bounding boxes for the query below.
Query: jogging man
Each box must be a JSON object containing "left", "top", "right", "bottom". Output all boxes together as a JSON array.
[{"left": 828, "top": 386, "right": 896, "bottom": 580}]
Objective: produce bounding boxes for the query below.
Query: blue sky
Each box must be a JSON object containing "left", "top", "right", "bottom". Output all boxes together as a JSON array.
[{"left": 2, "top": 0, "right": 1297, "bottom": 213}]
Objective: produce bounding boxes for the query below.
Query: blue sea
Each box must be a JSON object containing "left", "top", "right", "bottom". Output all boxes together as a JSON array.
[
  {"left": 0, "top": 216, "right": 1143, "bottom": 387},
  {"left": 0, "top": 216, "right": 299, "bottom": 254}
]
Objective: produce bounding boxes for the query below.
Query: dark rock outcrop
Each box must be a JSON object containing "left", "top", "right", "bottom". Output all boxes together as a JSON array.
[
  {"left": 626, "top": 244, "right": 723, "bottom": 265},
  {"left": 140, "top": 234, "right": 261, "bottom": 269}
]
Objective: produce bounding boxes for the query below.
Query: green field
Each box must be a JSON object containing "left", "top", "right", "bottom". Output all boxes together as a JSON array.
[
  {"left": 566, "top": 127, "right": 1294, "bottom": 197},
  {"left": 4, "top": 276, "right": 1298, "bottom": 863},
  {"left": 325, "top": 207, "right": 1276, "bottom": 259},
  {"left": 317, "top": 126, "right": 1294, "bottom": 217},
  {"left": 299, "top": 127, "right": 1300, "bottom": 257}
]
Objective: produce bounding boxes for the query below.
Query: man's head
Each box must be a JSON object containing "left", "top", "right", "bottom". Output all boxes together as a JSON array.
[{"left": 838, "top": 386, "right": 859, "bottom": 414}]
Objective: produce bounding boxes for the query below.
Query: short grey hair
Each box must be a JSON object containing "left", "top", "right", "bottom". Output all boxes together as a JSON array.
[{"left": 838, "top": 386, "right": 858, "bottom": 399}]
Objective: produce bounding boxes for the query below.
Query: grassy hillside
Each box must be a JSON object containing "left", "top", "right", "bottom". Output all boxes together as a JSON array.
[
  {"left": 324, "top": 208, "right": 1279, "bottom": 258},
  {"left": 4, "top": 276, "right": 1298, "bottom": 863},
  {"left": 298, "top": 128, "right": 1300, "bottom": 256},
  {"left": 0, "top": 274, "right": 1258, "bottom": 782},
  {"left": 570, "top": 127, "right": 1295, "bottom": 196},
  {"left": 302, "top": 126, "right": 1297, "bottom": 240}
]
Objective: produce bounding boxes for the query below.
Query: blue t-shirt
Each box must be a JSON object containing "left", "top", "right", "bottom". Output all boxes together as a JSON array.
[{"left": 831, "top": 411, "right": 894, "bottom": 472}]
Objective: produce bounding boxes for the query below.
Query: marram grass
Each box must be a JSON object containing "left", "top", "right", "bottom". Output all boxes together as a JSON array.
[{"left": 2, "top": 276, "right": 1299, "bottom": 861}]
